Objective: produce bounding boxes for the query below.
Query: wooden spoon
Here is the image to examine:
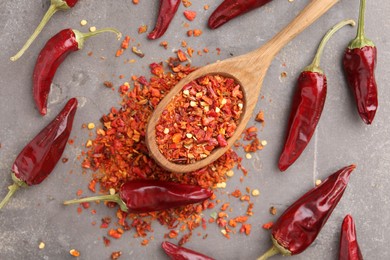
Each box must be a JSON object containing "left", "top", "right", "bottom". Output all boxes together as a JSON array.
[{"left": 146, "top": 0, "right": 340, "bottom": 173}]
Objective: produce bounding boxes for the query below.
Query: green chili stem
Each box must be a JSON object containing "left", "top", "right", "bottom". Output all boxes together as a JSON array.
[
  {"left": 0, "top": 183, "right": 20, "bottom": 210},
  {"left": 349, "top": 0, "right": 375, "bottom": 48},
  {"left": 63, "top": 193, "right": 128, "bottom": 212},
  {"left": 73, "top": 28, "right": 122, "bottom": 50},
  {"left": 10, "top": 0, "right": 70, "bottom": 61},
  {"left": 257, "top": 245, "right": 280, "bottom": 260},
  {"left": 304, "top": 19, "right": 356, "bottom": 73}
]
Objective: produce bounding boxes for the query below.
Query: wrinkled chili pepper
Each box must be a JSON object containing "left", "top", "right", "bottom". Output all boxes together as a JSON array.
[
  {"left": 33, "top": 28, "right": 121, "bottom": 116},
  {"left": 10, "top": 0, "right": 79, "bottom": 61},
  {"left": 339, "top": 215, "right": 363, "bottom": 260},
  {"left": 64, "top": 180, "right": 213, "bottom": 213},
  {"left": 343, "top": 0, "right": 378, "bottom": 124},
  {"left": 0, "top": 98, "right": 78, "bottom": 210},
  {"left": 208, "top": 0, "right": 272, "bottom": 29},
  {"left": 278, "top": 20, "right": 355, "bottom": 172},
  {"left": 162, "top": 241, "right": 215, "bottom": 260},
  {"left": 148, "top": 0, "right": 181, "bottom": 40},
  {"left": 257, "top": 165, "right": 356, "bottom": 259}
]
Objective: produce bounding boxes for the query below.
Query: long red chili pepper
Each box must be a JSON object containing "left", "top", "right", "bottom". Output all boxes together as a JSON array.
[
  {"left": 278, "top": 20, "right": 355, "bottom": 172},
  {"left": 148, "top": 0, "right": 181, "bottom": 40},
  {"left": 63, "top": 180, "right": 213, "bottom": 213},
  {"left": 33, "top": 28, "right": 121, "bottom": 116},
  {"left": 343, "top": 0, "right": 378, "bottom": 125},
  {"left": 10, "top": 0, "right": 79, "bottom": 61},
  {"left": 0, "top": 98, "right": 78, "bottom": 210},
  {"left": 257, "top": 165, "right": 356, "bottom": 259},
  {"left": 339, "top": 215, "right": 363, "bottom": 260},
  {"left": 162, "top": 241, "right": 215, "bottom": 260},
  {"left": 208, "top": 0, "right": 272, "bottom": 29}
]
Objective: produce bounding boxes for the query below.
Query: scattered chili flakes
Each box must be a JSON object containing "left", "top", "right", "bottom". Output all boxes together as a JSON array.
[
  {"left": 182, "top": 0, "right": 192, "bottom": 7},
  {"left": 108, "top": 229, "right": 122, "bottom": 239},
  {"left": 160, "top": 41, "right": 168, "bottom": 49},
  {"left": 187, "top": 47, "right": 194, "bottom": 57},
  {"left": 69, "top": 249, "right": 80, "bottom": 257},
  {"left": 183, "top": 10, "right": 197, "bottom": 21},
  {"left": 231, "top": 189, "right": 242, "bottom": 198},
  {"left": 193, "top": 29, "right": 202, "bottom": 37},
  {"left": 240, "top": 195, "right": 250, "bottom": 202},
  {"left": 204, "top": 5, "right": 209, "bottom": 10},
  {"left": 168, "top": 230, "right": 179, "bottom": 239},
  {"left": 269, "top": 206, "right": 277, "bottom": 215},
  {"left": 111, "top": 251, "right": 122, "bottom": 259},
  {"left": 116, "top": 49, "right": 124, "bottom": 57},
  {"left": 62, "top": 157, "right": 69, "bottom": 163},
  {"left": 121, "top": 36, "right": 131, "bottom": 49},
  {"left": 138, "top": 25, "right": 148, "bottom": 34},
  {"left": 141, "top": 239, "right": 149, "bottom": 246},
  {"left": 181, "top": 41, "right": 187, "bottom": 47},
  {"left": 220, "top": 203, "right": 230, "bottom": 211},
  {"left": 262, "top": 222, "right": 274, "bottom": 230},
  {"left": 255, "top": 110, "right": 265, "bottom": 123},
  {"left": 240, "top": 224, "right": 251, "bottom": 235},
  {"left": 104, "top": 81, "right": 114, "bottom": 88},
  {"left": 103, "top": 236, "right": 111, "bottom": 247},
  {"left": 132, "top": 46, "right": 145, "bottom": 58},
  {"left": 176, "top": 49, "right": 187, "bottom": 62}
]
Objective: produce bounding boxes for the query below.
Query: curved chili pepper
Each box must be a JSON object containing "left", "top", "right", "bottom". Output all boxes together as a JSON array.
[
  {"left": 162, "top": 241, "right": 215, "bottom": 260},
  {"left": 257, "top": 165, "right": 356, "bottom": 260},
  {"left": 10, "top": 0, "right": 79, "bottom": 61},
  {"left": 33, "top": 28, "right": 121, "bottom": 116},
  {"left": 0, "top": 98, "right": 78, "bottom": 210},
  {"left": 278, "top": 20, "right": 355, "bottom": 172},
  {"left": 148, "top": 0, "right": 181, "bottom": 40},
  {"left": 208, "top": 0, "right": 272, "bottom": 29},
  {"left": 339, "top": 215, "right": 363, "bottom": 260},
  {"left": 63, "top": 180, "right": 213, "bottom": 213},
  {"left": 343, "top": 0, "right": 377, "bottom": 125}
]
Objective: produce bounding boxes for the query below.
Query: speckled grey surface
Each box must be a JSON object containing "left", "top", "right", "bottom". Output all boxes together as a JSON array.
[{"left": 0, "top": 0, "right": 389, "bottom": 259}]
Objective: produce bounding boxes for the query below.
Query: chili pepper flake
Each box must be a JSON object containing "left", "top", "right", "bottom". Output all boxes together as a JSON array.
[
  {"left": 111, "top": 251, "right": 122, "bottom": 259},
  {"left": 240, "top": 224, "right": 251, "bottom": 235},
  {"left": 121, "top": 36, "right": 130, "bottom": 49},
  {"left": 231, "top": 189, "right": 242, "bottom": 198},
  {"left": 138, "top": 25, "right": 148, "bottom": 34},
  {"left": 132, "top": 46, "right": 145, "bottom": 58},
  {"left": 269, "top": 206, "right": 277, "bottom": 215},
  {"left": 176, "top": 50, "right": 187, "bottom": 62},
  {"left": 132, "top": 0, "right": 139, "bottom": 4},
  {"left": 262, "top": 222, "right": 273, "bottom": 230},
  {"left": 193, "top": 29, "right": 202, "bottom": 37},
  {"left": 183, "top": 10, "right": 197, "bottom": 21},
  {"left": 182, "top": 0, "right": 192, "bottom": 8},
  {"left": 160, "top": 41, "right": 168, "bottom": 49},
  {"left": 69, "top": 249, "right": 80, "bottom": 257}
]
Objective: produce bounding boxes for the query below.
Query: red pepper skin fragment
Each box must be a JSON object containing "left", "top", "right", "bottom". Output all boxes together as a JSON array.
[
  {"left": 33, "top": 28, "right": 121, "bottom": 115},
  {"left": 148, "top": 0, "right": 181, "bottom": 40},
  {"left": 259, "top": 165, "right": 355, "bottom": 259},
  {"left": 33, "top": 29, "right": 78, "bottom": 115},
  {"left": 339, "top": 215, "right": 363, "bottom": 260},
  {"left": 64, "top": 180, "right": 213, "bottom": 213},
  {"left": 208, "top": 0, "right": 272, "bottom": 29},
  {"left": 64, "top": 0, "right": 78, "bottom": 7},
  {"left": 0, "top": 98, "right": 78, "bottom": 210},
  {"left": 162, "top": 241, "right": 215, "bottom": 260},
  {"left": 278, "top": 72, "right": 326, "bottom": 171}
]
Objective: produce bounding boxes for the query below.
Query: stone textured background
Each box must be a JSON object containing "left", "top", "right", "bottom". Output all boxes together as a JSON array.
[{"left": 0, "top": 0, "right": 389, "bottom": 259}]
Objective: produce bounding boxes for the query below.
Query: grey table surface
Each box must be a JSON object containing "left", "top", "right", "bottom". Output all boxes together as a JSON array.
[{"left": 1, "top": 0, "right": 389, "bottom": 259}]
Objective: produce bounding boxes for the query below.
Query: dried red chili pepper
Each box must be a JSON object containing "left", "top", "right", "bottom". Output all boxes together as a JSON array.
[
  {"left": 339, "top": 215, "right": 363, "bottom": 260},
  {"left": 162, "top": 241, "right": 215, "bottom": 260},
  {"left": 208, "top": 0, "right": 272, "bottom": 29},
  {"left": 148, "top": 0, "right": 181, "bottom": 40},
  {"left": 33, "top": 28, "right": 121, "bottom": 115},
  {"left": 343, "top": 0, "right": 378, "bottom": 124},
  {"left": 278, "top": 20, "right": 355, "bottom": 172},
  {"left": 64, "top": 180, "right": 213, "bottom": 213},
  {"left": 257, "top": 165, "right": 356, "bottom": 259},
  {"left": 10, "top": 0, "right": 79, "bottom": 61},
  {"left": 0, "top": 98, "right": 78, "bottom": 210}
]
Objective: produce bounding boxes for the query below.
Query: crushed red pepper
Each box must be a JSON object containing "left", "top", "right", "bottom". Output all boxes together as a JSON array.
[{"left": 156, "top": 74, "right": 244, "bottom": 164}]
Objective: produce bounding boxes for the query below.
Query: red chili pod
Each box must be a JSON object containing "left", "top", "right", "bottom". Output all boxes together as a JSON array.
[
  {"left": 208, "top": 0, "right": 272, "bottom": 29},
  {"left": 162, "top": 241, "right": 215, "bottom": 260},
  {"left": 339, "top": 215, "right": 363, "bottom": 260},
  {"left": 278, "top": 20, "right": 355, "bottom": 172},
  {"left": 343, "top": 0, "right": 378, "bottom": 124},
  {"left": 33, "top": 28, "right": 121, "bottom": 116},
  {"left": 258, "top": 165, "right": 356, "bottom": 259},
  {"left": 10, "top": 0, "right": 79, "bottom": 61},
  {"left": 148, "top": 0, "right": 181, "bottom": 40},
  {"left": 63, "top": 180, "right": 213, "bottom": 213},
  {"left": 0, "top": 98, "right": 78, "bottom": 210}
]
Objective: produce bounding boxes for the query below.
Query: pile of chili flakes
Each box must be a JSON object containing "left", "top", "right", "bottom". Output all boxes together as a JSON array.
[{"left": 80, "top": 58, "right": 265, "bottom": 248}]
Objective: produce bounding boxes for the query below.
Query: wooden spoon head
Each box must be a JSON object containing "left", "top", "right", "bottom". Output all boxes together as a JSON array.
[{"left": 146, "top": 54, "right": 271, "bottom": 173}]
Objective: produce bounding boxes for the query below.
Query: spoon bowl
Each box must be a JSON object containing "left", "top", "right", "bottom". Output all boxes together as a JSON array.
[{"left": 146, "top": 0, "right": 340, "bottom": 173}]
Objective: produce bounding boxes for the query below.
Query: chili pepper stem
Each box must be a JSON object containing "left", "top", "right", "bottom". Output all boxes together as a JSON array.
[
  {"left": 10, "top": 0, "right": 70, "bottom": 61},
  {"left": 304, "top": 19, "right": 356, "bottom": 73},
  {"left": 63, "top": 193, "right": 128, "bottom": 212},
  {"left": 349, "top": 0, "right": 374, "bottom": 49},
  {"left": 73, "top": 28, "right": 122, "bottom": 50},
  {"left": 257, "top": 245, "right": 280, "bottom": 260},
  {"left": 0, "top": 183, "right": 20, "bottom": 210}
]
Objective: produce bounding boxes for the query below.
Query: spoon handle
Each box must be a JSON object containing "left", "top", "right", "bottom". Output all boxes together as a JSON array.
[{"left": 253, "top": 0, "right": 340, "bottom": 65}]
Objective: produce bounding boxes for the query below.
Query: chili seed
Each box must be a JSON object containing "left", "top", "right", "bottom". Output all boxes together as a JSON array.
[
  {"left": 87, "top": 123, "right": 95, "bottom": 130},
  {"left": 226, "top": 170, "right": 234, "bottom": 177},
  {"left": 315, "top": 179, "right": 322, "bottom": 186},
  {"left": 80, "top": 20, "right": 87, "bottom": 26},
  {"left": 251, "top": 189, "right": 260, "bottom": 196},
  {"left": 89, "top": 26, "right": 96, "bottom": 32},
  {"left": 38, "top": 242, "right": 45, "bottom": 249},
  {"left": 245, "top": 153, "right": 252, "bottom": 159}
]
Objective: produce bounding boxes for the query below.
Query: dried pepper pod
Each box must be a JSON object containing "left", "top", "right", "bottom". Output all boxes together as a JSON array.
[
  {"left": 0, "top": 98, "right": 78, "bottom": 210},
  {"left": 278, "top": 20, "right": 355, "bottom": 172},
  {"left": 257, "top": 165, "right": 356, "bottom": 259},
  {"left": 208, "top": 0, "right": 273, "bottom": 29},
  {"left": 33, "top": 28, "right": 121, "bottom": 116},
  {"left": 10, "top": 0, "right": 79, "bottom": 61},
  {"left": 64, "top": 180, "right": 213, "bottom": 213},
  {"left": 339, "top": 215, "right": 363, "bottom": 260},
  {"left": 343, "top": 0, "right": 378, "bottom": 124},
  {"left": 162, "top": 241, "right": 215, "bottom": 260},
  {"left": 148, "top": 0, "right": 181, "bottom": 40}
]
